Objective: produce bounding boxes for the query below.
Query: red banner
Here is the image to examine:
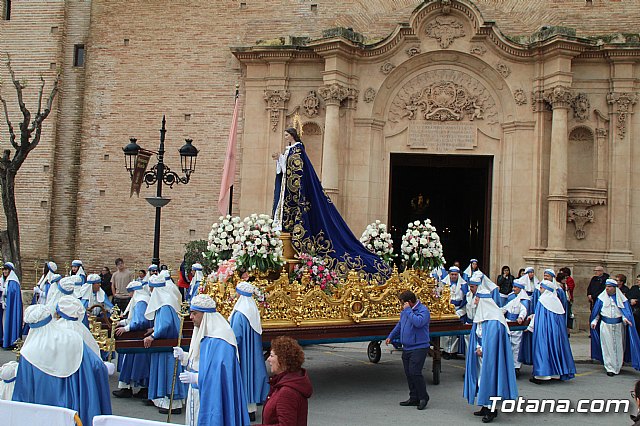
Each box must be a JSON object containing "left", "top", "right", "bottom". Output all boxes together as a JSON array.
[{"left": 130, "top": 149, "right": 153, "bottom": 197}]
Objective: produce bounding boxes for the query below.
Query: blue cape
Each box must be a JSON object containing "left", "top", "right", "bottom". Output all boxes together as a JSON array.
[
  {"left": 531, "top": 301, "right": 576, "bottom": 380},
  {"left": 589, "top": 297, "right": 640, "bottom": 370},
  {"left": 464, "top": 321, "right": 518, "bottom": 406},
  {"left": 3, "top": 279, "right": 23, "bottom": 348},
  {"left": 118, "top": 301, "right": 153, "bottom": 387},
  {"left": 12, "top": 343, "right": 112, "bottom": 425},
  {"left": 148, "top": 305, "right": 187, "bottom": 400},
  {"left": 230, "top": 311, "right": 269, "bottom": 405},
  {"left": 274, "top": 143, "right": 391, "bottom": 283},
  {"left": 197, "top": 337, "right": 250, "bottom": 426}
]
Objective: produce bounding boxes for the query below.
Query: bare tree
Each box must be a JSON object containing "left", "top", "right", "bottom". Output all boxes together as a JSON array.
[{"left": 0, "top": 54, "right": 59, "bottom": 279}]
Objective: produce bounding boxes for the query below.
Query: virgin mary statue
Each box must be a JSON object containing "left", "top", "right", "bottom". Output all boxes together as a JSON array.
[{"left": 272, "top": 127, "right": 391, "bottom": 283}]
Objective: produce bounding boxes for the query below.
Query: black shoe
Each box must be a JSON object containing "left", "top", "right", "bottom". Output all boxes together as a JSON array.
[
  {"left": 474, "top": 406, "right": 489, "bottom": 416},
  {"left": 515, "top": 368, "right": 521, "bottom": 377},
  {"left": 399, "top": 399, "right": 419, "bottom": 406},
  {"left": 606, "top": 372, "right": 615, "bottom": 377},
  {"left": 249, "top": 412, "right": 256, "bottom": 422},
  {"left": 529, "top": 377, "right": 544, "bottom": 385},
  {"left": 158, "top": 407, "right": 182, "bottom": 415},
  {"left": 112, "top": 388, "right": 133, "bottom": 398},
  {"left": 442, "top": 352, "right": 451, "bottom": 360},
  {"left": 417, "top": 399, "right": 429, "bottom": 410},
  {"left": 482, "top": 410, "right": 498, "bottom": 423},
  {"left": 133, "top": 388, "right": 148, "bottom": 399},
  {"left": 142, "top": 399, "right": 155, "bottom": 406}
]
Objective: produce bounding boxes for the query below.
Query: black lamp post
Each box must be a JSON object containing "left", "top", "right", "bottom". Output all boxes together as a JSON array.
[{"left": 122, "top": 116, "right": 199, "bottom": 266}]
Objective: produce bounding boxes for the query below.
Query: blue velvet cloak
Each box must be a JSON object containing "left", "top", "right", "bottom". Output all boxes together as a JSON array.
[
  {"left": 187, "top": 280, "right": 201, "bottom": 302},
  {"left": 531, "top": 301, "right": 576, "bottom": 380},
  {"left": 12, "top": 343, "right": 112, "bottom": 426},
  {"left": 119, "top": 300, "right": 153, "bottom": 387},
  {"left": 197, "top": 337, "right": 250, "bottom": 426},
  {"left": 230, "top": 311, "right": 269, "bottom": 405},
  {"left": 3, "top": 278, "right": 23, "bottom": 348},
  {"left": 148, "top": 305, "right": 187, "bottom": 400},
  {"left": 516, "top": 299, "right": 533, "bottom": 365},
  {"left": 275, "top": 143, "right": 391, "bottom": 283},
  {"left": 589, "top": 297, "right": 640, "bottom": 370},
  {"left": 464, "top": 321, "right": 518, "bottom": 406}
]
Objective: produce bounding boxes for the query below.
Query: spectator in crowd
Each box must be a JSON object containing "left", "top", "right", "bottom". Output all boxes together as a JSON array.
[
  {"left": 628, "top": 276, "right": 640, "bottom": 336},
  {"left": 137, "top": 269, "right": 146, "bottom": 281},
  {"left": 110, "top": 258, "right": 134, "bottom": 312},
  {"left": 497, "top": 265, "right": 514, "bottom": 296},
  {"left": 556, "top": 273, "right": 573, "bottom": 331},
  {"left": 259, "top": 336, "right": 313, "bottom": 426},
  {"left": 616, "top": 273, "right": 630, "bottom": 296},
  {"left": 100, "top": 266, "right": 113, "bottom": 300},
  {"left": 587, "top": 266, "right": 609, "bottom": 311},
  {"left": 516, "top": 268, "right": 525, "bottom": 279},
  {"left": 559, "top": 267, "right": 574, "bottom": 303}
]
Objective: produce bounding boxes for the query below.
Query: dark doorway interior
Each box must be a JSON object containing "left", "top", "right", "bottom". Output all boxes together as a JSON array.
[{"left": 389, "top": 154, "right": 493, "bottom": 275}]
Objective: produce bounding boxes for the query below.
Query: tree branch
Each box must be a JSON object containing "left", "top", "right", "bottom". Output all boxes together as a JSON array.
[
  {"left": 0, "top": 93, "right": 18, "bottom": 150},
  {"left": 29, "top": 74, "right": 59, "bottom": 150},
  {"left": 6, "top": 54, "right": 31, "bottom": 144},
  {"left": 36, "top": 74, "right": 45, "bottom": 117}
]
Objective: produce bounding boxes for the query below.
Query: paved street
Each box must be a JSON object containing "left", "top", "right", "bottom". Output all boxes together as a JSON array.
[{"left": 0, "top": 331, "right": 637, "bottom": 425}]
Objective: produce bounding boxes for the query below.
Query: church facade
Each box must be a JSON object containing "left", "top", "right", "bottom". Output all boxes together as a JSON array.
[{"left": 2, "top": 0, "right": 640, "bottom": 326}]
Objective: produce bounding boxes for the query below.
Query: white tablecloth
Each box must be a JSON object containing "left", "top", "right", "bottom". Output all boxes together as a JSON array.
[{"left": 0, "top": 399, "right": 79, "bottom": 425}]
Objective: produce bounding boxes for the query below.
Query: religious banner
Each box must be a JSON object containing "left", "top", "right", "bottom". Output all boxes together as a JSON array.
[{"left": 130, "top": 149, "right": 153, "bottom": 197}]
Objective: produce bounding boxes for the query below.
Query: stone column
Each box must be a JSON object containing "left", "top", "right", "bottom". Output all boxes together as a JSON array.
[
  {"left": 318, "top": 83, "right": 348, "bottom": 199},
  {"left": 544, "top": 86, "right": 573, "bottom": 252}
]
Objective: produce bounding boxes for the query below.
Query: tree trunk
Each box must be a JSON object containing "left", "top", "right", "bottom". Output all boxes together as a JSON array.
[{"left": 0, "top": 168, "right": 22, "bottom": 281}]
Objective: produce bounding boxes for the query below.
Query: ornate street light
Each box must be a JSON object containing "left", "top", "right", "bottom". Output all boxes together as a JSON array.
[{"left": 122, "top": 116, "right": 199, "bottom": 266}]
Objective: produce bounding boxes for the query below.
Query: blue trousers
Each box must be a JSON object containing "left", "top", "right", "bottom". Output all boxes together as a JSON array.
[{"left": 402, "top": 347, "right": 429, "bottom": 401}]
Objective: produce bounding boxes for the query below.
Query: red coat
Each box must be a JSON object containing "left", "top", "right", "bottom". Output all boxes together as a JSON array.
[{"left": 258, "top": 369, "right": 313, "bottom": 426}]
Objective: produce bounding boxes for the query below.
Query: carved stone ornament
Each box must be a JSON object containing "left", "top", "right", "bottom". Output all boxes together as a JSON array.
[
  {"left": 302, "top": 90, "right": 320, "bottom": 118},
  {"left": 567, "top": 207, "right": 594, "bottom": 240},
  {"left": 543, "top": 86, "right": 573, "bottom": 109},
  {"left": 596, "top": 127, "right": 608, "bottom": 138},
  {"left": 496, "top": 63, "right": 511, "bottom": 78},
  {"left": 388, "top": 69, "right": 498, "bottom": 124},
  {"left": 532, "top": 90, "right": 551, "bottom": 112},
  {"left": 363, "top": 88, "right": 376, "bottom": 103},
  {"left": 406, "top": 46, "right": 421, "bottom": 57},
  {"left": 607, "top": 92, "right": 638, "bottom": 139},
  {"left": 469, "top": 45, "right": 486, "bottom": 56},
  {"left": 425, "top": 16, "right": 465, "bottom": 49},
  {"left": 571, "top": 93, "right": 590, "bottom": 121},
  {"left": 264, "top": 90, "right": 291, "bottom": 131},
  {"left": 318, "top": 83, "right": 349, "bottom": 106},
  {"left": 514, "top": 89, "right": 527, "bottom": 106},
  {"left": 380, "top": 62, "right": 396, "bottom": 75}
]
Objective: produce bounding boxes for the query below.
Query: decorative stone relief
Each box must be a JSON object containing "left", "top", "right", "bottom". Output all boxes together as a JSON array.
[
  {"left": 469, "top": 45, "right": 486, "bottom": 56},
  {"left": 388, "top": 69, "right": 498, "bottom": 124},
  {"left": 531, "top": 90, "right": 551, "bottom": 112},
  {"left": 425, "top": 16, "right": 465, "bottom": 49},
  {"left": 264, "top": 89, "right": 290, "bottom": 131},
  {"left": 514, "top": 89, "right": 527, "bottom": 105},
  {"left": 363, "top": 88, "right": 376, "bottom": 103},
  {"left": 406, "top": 46, "right": 421, "bottom": 57},
  {"left": 571, "top": 93, "right": 590, "bottom": 121},
  {"left": 543, "top": 86, "right": 573, "bottom": 109},
  {"left": 380, "top": 62, "right": 396, "bottom": 75},
  {"left": 302, "top": 90, "right": 320, "bottom": 118},
  {"left": 568, "top": 208, "right": 594, "bottom": 240},
  {"left": 607, "top": 92, "right": 637, "bottom": 139},
  {"left": 318, "top": 83, "right": 349, "bottom": 106},
  {"left": 596, "top": 127, "right": 608, "bottom": 138},
  {"left": 496, "top": 63, "right": 511, "bottom": 78}
]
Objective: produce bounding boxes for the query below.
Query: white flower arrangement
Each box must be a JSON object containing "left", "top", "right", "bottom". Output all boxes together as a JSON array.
[
  {"left": 400, "top": 219, "right": 445, "bottom": 271},
  {"left": 206, "top": 215, "right": 243, "bottom": 268},
  {"left": 232, "top": 213, "right": 284, "bottom": 273},
  {"left": 360, "top": 220, "right": 395, "bottom": 264}
]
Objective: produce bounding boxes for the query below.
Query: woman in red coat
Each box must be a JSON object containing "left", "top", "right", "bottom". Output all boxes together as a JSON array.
[{"left": 258, "top": 336, "right": 313, "bottom": 426}]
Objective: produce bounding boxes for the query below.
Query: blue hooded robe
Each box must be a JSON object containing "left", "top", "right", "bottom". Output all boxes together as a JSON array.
[
  {"left": 118, "top": 300, "right": 153, "bottom": 387},
  {"left": 2, "top": 274, "right": 23, "bottom": 348},
  {"left": 230, "top": 311, "right": 269, "bottom": 407},
  {"left": 531, "top": 299, "right": 576, "bottom": 380}
]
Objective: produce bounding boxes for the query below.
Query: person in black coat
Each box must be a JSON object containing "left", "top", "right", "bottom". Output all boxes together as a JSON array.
[
  {"left": 587, "top": 266, "right": 609, "bottom": 311},
  {"left": 627, "top": 275, "right": 640, "bottom": 337},
  {"left": 496, "top": 265, "right": 514, "bottom": 295}
]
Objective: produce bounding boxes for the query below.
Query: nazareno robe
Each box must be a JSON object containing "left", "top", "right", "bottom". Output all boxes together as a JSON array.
[
  {"left": 118, "top": 300, "right": 153, "bottom": 388},
  {"left": 531, "top": 300, "right": 576, "bottom": 380},
  {"left": 590, "top": 296, "right": 640, "bottom": 370},
  {"left": 230, "top": 311, "right": 269, "bottom": 406},
  {"left": 2, "top": 276, "right": 23, "bottom": 348}
]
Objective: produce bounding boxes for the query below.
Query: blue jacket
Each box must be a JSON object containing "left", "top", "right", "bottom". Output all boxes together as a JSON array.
[{"left": 387, "top": 300, "right": 431, "bottom": 351}]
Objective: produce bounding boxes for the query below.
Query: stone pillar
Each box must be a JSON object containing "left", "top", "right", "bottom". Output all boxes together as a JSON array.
[
  {"left": 318, "top": 83, "right": 348, "bottom": 198},
  {"left": 544, "top": 86, "right": 573, "bottom": 252}
]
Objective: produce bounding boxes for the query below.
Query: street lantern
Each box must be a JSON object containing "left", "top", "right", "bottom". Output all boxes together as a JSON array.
[
  {"left": 122, "top": 137, "right": 140, "bottom": 176},
  {"left": 179, "top": 138, "right": 199, "bottom": 178}
]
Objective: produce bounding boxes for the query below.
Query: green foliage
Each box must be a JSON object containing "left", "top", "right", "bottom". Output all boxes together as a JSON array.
[{"left": 184, "top": 240, "right": 215, "bottom": 275}]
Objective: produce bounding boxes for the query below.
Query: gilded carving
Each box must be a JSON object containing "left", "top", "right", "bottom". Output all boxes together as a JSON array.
[
  {"left": 302, "top": 90, "right": 320, "bottom": 118},
  {"left": 568, "top": 208, "right": 594, "bottom": 240},
  {"left": 264, "top": 89, "right": 290, "bottom": 131},
  {"left": 318, "top": 83, "right": 348, "bottom": 106},
  {"left": 543, "top": 86, "right": 573, "bottom": 109},
  {"left": 571, "top": 93, "right": 590, "bottom": 121},
  {"left": 406, "top": 46, "right": 421, "bottom": 57},
  {"left": 514, "top": 89, "right": 527, "bottom": 105},
  {"left": 425, "top": 16, "right": 465, "bottom": 49},
  {"left": 607, "top": 92, "right": 637, "bottom": 139},
  {"left": 380, "top": 62, "right": 396, "bottom": 75},
  {"left": 496, "top": 63, "right": 511, "bottom": 78},
  {"left": 388, "top": 70, "right": 498, "bottom": 124},
  {"left": 363, "top": 87, "right": 376, "bottom": 103}
]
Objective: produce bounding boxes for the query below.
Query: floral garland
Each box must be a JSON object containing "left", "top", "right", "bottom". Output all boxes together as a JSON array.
[
  {"left": 401, "top": 219, "right": 445, "bottom": 271},
  {"left": 292, "top": 252, "right": 339, "bottom": 293},
  {"left": 206, "top": 215, "right": 242, "bottom": 269},
  {"left": 360, "top": 220, "right": 395, "bottom": 264},
  {"left": 232, "top": 213, "right": 284, "bottom": 273}
]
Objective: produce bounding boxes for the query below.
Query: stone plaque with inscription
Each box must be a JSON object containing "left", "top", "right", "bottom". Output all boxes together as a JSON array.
[{"left": 408, "top": 122, "right": 476, "bottom": 152}]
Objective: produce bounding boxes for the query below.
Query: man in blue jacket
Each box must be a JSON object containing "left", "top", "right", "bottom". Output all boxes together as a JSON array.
[{"left": 386, "top": 290, "right": 431, "bottom": 410}]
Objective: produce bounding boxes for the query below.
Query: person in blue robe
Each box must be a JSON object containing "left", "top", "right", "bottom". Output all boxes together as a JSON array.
[
  {"left": 1, "top": 262, "right": 23, "bottom": 348},
  {"left": 113, "top": 280, "right": 153, "bottom": 398},
  {"left": 33, "top": 261, "right": 58, "bottom": 305},
  {"left": 463, "top": 289, "right": 518, "bottom": 423},
  {"left": 272, "top": 127, "right": 390, "bottom": 283},
  {"left": 501, "top": 280, "right": 530, "bottom": 373},
  {"left": 144, "top": 274, "right": 186, "bottom": 414},
  {"left": 229, "top": 282, "right": 269, "bottom": 421},
  {"left": 173, "top": 294, "right": 249, "bottom": 426},
  {"left": 462, "top": 258, "right": 480, "bottom": 282},
  {"left": 55, "top": 295, "right": 101, "bottom": 357},
  {"left": 590, "top": 278, "right": 640, "bottom": 376},
  {"left": 187, "top": 263, "right": 204, "bottom": 302},
  {"left": 470, "top": 271, "right": 502, "bottom": 307},
  {"left": 70, "top": 259, "right": 86, "bottom": 284},
  {"left": 528, "top": 280, "right": 576, "bottom": 384},
  {"left": 86, "top": 274, "right": 114, "bottom": 319},
  {"left": 45, "top": 275, "right": 72, "bottom": 316},
  {"left": 442, "top": 266, "right": 467, "bottom": 358},
  {"left": 518, "top": 267, "right": 539, "bottom": 366},
  {"left": 12, "top": 304, "right": 112, "bottom": 426}
]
